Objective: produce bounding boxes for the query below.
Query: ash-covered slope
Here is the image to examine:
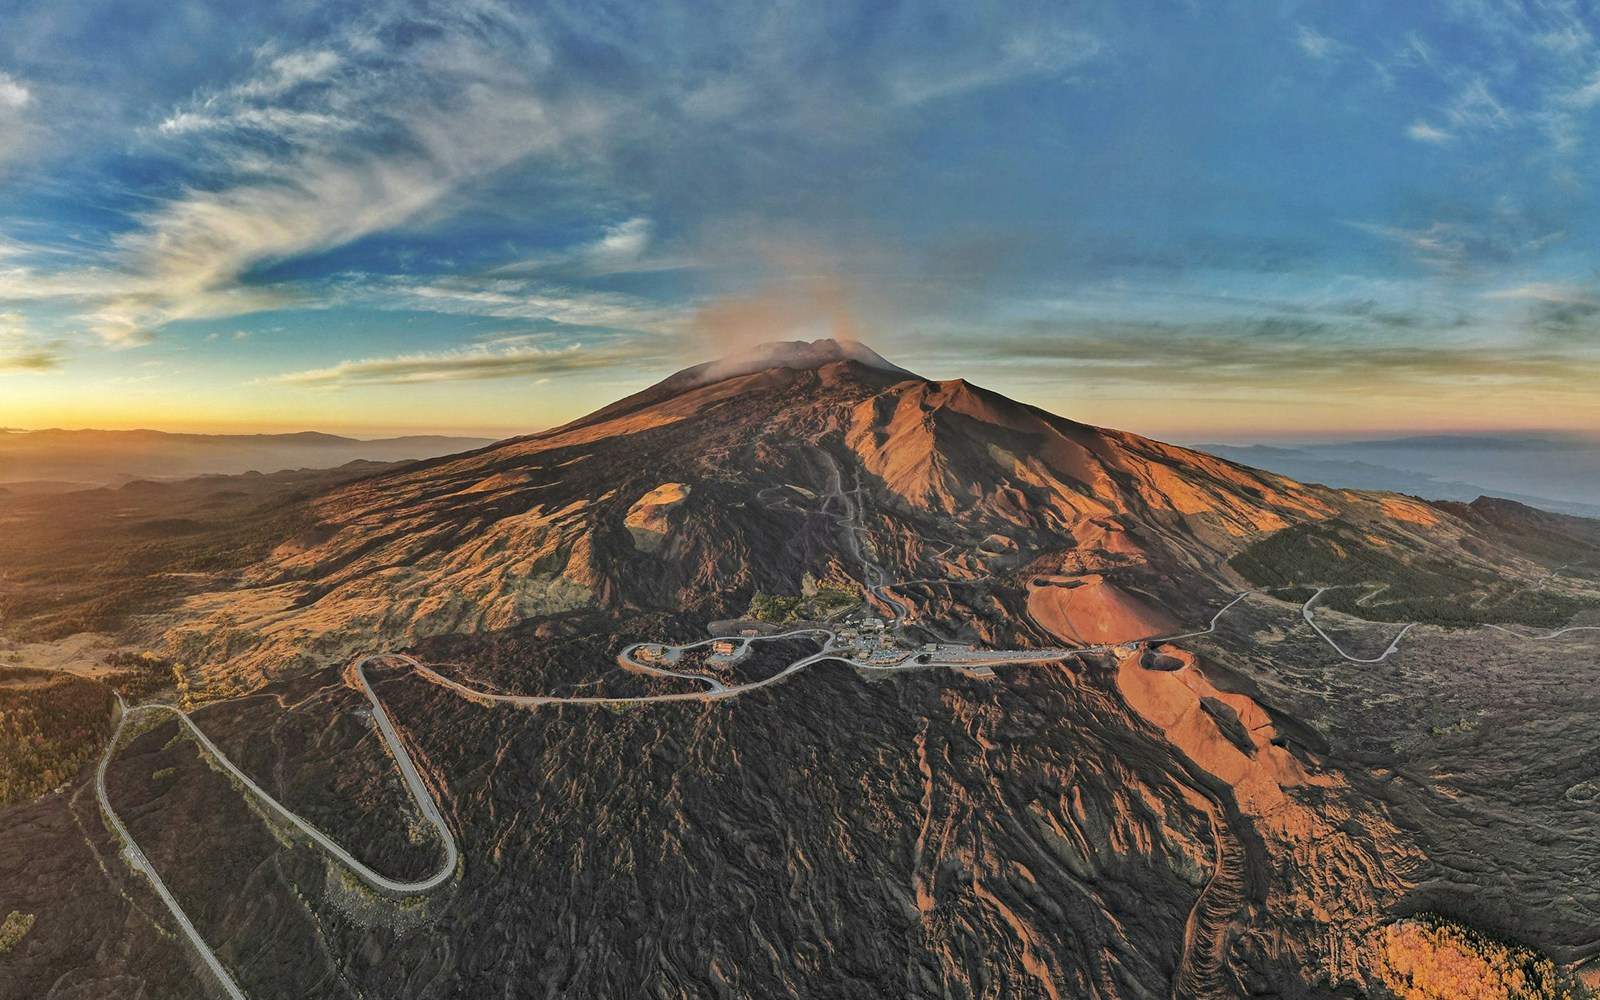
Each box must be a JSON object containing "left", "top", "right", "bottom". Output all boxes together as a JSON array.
[{"left": 168, "top": 340, "right": 1540, "bottom": 678}]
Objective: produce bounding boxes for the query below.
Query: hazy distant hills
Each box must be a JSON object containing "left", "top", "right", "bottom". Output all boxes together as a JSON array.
[
  {"left": 1196, "top": 434, "right": 1600, "bottom": 520},
  {"left": 0, "top": 428, "right": 496, "bottom": 492}
]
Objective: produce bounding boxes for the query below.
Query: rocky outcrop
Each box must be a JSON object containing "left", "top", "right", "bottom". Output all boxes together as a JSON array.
[{"left": 624, "top": 483, "right": 691, "bottom": 553}]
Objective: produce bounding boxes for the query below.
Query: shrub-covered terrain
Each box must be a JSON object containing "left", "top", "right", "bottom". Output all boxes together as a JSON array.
[
  {"left": 0, "top": 670, "right": 115, "bottom": 808},
  {"left": 1229, "top": 519, "right": 1596, "bottom": 626},
  {"left": 0, "top": 464, "right": 388, "bottom": 641},
  {"left": 0, "top": 910, "right": 34, "bottom": 954}
]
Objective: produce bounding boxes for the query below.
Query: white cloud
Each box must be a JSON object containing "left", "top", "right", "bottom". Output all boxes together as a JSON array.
[
  {"left": 70, "top": 16, "right": 625, "bottom": 346},
  {"left": 0, "top": 71, "right": 42, "bottom": 179},
  {"left": 1296, "top": 25, "right": 1340, "bottom": 61},
  {"left": 1535, "top": 25, "right": 1592, "bottom": 54},
  {"left": 236, "top": 49, "right": 341, "bottom": 99},
  {"left": 1560, "top": 69, "right": 1600, "bottom": 109},
  {"left": 489, "top": 217, "right": 695, "bottom": 279},
  {"left": 0, "top": 72, "right": 29, "bottom": 109},
  {"left": 1484, "top": 281, "right": 1597, "bottom": 305},
  {"left": 590, "top": 217, "right": 651, "bottom": 262},
  {"left": 1348, "top": 218, "right": 1564, "bottom": 275},
  {"left": 158, "top": 107, "right": 349, "bottom": 139},
  {"left": 343, "top": 275, "right": 683, "bottom": 332},
  {"left": 1407, "top": 121, "right": 1453, "bottom": 143},
  {"left": 1445, "top": 77, "right": 1514, "bottom": 131},
  {"left": 0, "top": 2, "right": 1119, "bottom": 352},
  {"left": 889, "top": 24, "right": 1103, "bottom": 105}
]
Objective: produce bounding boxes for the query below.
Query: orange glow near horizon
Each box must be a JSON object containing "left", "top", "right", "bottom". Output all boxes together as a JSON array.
[{"left": 5, "top": 363, "right": 1597, "bottom": 443}]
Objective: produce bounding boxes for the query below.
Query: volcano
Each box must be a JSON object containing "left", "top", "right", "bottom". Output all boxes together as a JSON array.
[
  {"left": 167, "top": 338, "right": 1534, "bottom": 681},
  {"left": 7, "top": 340, "right": 1600, "bottom": 1000}
]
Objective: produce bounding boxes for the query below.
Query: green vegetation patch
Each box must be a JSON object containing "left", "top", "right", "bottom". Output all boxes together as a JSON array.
[
  {"left": 103, "top": 650, "right": 178, "bottom": 702},
  {"left": 1231, "top": 520, "right": 1595, "bottom": 627},
  {"left": 746, "top": 592, "right": 803, "bottom": 623},
  {"left": 747, "top": 577, "right": 862, "bottom": 624},
  {"left": 0, "top": 911, "right": 35, "bottom": 953},
  {"left": 810, "top": 582, "right": 860, "bottom": 612},
  {"left": 0, "top": 672, "right": 115, "bottom": 808}
]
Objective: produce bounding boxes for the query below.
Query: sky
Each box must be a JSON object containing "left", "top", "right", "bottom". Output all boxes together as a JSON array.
[{"left": 3, "top": 0, "right": 1600, "bottom": 440}]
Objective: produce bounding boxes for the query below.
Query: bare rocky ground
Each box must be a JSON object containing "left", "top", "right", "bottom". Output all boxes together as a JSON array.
[{"left": 1197, "top": 594, "right": 1600, "bottom": 979}]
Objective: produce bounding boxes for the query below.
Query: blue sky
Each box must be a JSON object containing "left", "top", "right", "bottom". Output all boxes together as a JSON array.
[{"left": 2, "top": 0, "right": 1599, "bottom": 438}]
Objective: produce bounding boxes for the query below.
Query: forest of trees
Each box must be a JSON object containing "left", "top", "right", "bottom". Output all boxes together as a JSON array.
[
  {"left": 102, "top": 650, "right": 183, "bottom": 702},
  {"left": 0, "top": 671, "right": 115, "bottom": 808},
  {"left": 1229, "top": 520, "right": 1594, "bottom": 627},
  {"left": 0, "top": 651, "right": 176, "bottom": 809},
  {"left": 746, "top": 577, "right": 860, "bottom": 624}
]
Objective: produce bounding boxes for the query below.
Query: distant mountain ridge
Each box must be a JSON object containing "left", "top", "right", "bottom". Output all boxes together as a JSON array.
[
  {"left": 1197, "top": 438, "right": 1600, "bottom": 519},
  {"left": 0, "top": 428, "right": 497, "bottom": 492}
]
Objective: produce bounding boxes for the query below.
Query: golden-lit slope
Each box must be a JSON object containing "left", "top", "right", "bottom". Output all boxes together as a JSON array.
[{"left": 161, "top": 342, "right": 1546, "bottom": 680}]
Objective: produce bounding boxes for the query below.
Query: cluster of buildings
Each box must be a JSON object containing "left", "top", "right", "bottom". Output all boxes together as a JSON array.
[
  {"left": 836, "top": 614, "right": 980, "bottom": 668},
  {"left": 838, "top": 616, "right": 902, "bottom": 663}
]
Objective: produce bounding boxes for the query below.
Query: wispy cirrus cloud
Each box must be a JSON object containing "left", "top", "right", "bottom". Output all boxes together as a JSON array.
[
  {"left": 1484, "top": 280, "right": 1600, "bottom": 335},
  {"left": 887, "top": 23, "right": 1103, "bottom": 105},
  {"left": 1346, "top": 218, "right": 1564, "bottom": 276},
  {"left": 2, "top": 1, "right": 1116, "bottom": 354},
  {"left": 76, "top": 6, "right": 624, "bottom": 346},
  {"left": 333, "top": 274, "right": 685, "bottom": 333},
  {"left": 1484, "top": 281, "right": 1596, "bottom": 304},
  {"left": 920, "top": 320, "right": 1600, "bottom": 395},
  {"left": 0, "top": 69, "right": 41, "bottom": 179},
  {"left": 1295, "top": 25, "right": 1341, "bottom": 61},
  {"left": 0, "top": 310, "right": 62, "bottom": 373},
  {"left": 1443, "top": 77, "right": 1515, "bottom": 131},
  {"left": 266, "top": 335, "right": 667, "bottom": 388},
  {"left": 1406, "top": 120, "right": 1454, "bottom": 143},
  {"left": 486, "top": 217, "right": 695, "bottom": 279},
  {"left": 1376, "top": 2, "right": 1600, "bottom": 178}
]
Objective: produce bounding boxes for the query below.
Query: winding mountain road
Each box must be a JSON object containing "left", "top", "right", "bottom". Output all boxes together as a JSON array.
[
  {"left": 96, "top": 579, "right": 1600, "bottom": 999},
  {"left": 97, "top": 694, "right": 249, "bottom": 1000},
  {"left": 1300, "top": 588, "right": 1418, "bottom": 663},
  {"left": 96, "top": 655, "right": 472, "bottom": 999},
  {"left": 1484, "top": 621, "right": 1600, "bottom": 640},
  {"left": 93, "top": 456, "right": 1600, "bottom": 999}
]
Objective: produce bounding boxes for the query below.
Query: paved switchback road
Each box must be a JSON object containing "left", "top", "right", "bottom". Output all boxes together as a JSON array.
[{"left": 93, "top": 567, "right": 1600, "bottom": 997}]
